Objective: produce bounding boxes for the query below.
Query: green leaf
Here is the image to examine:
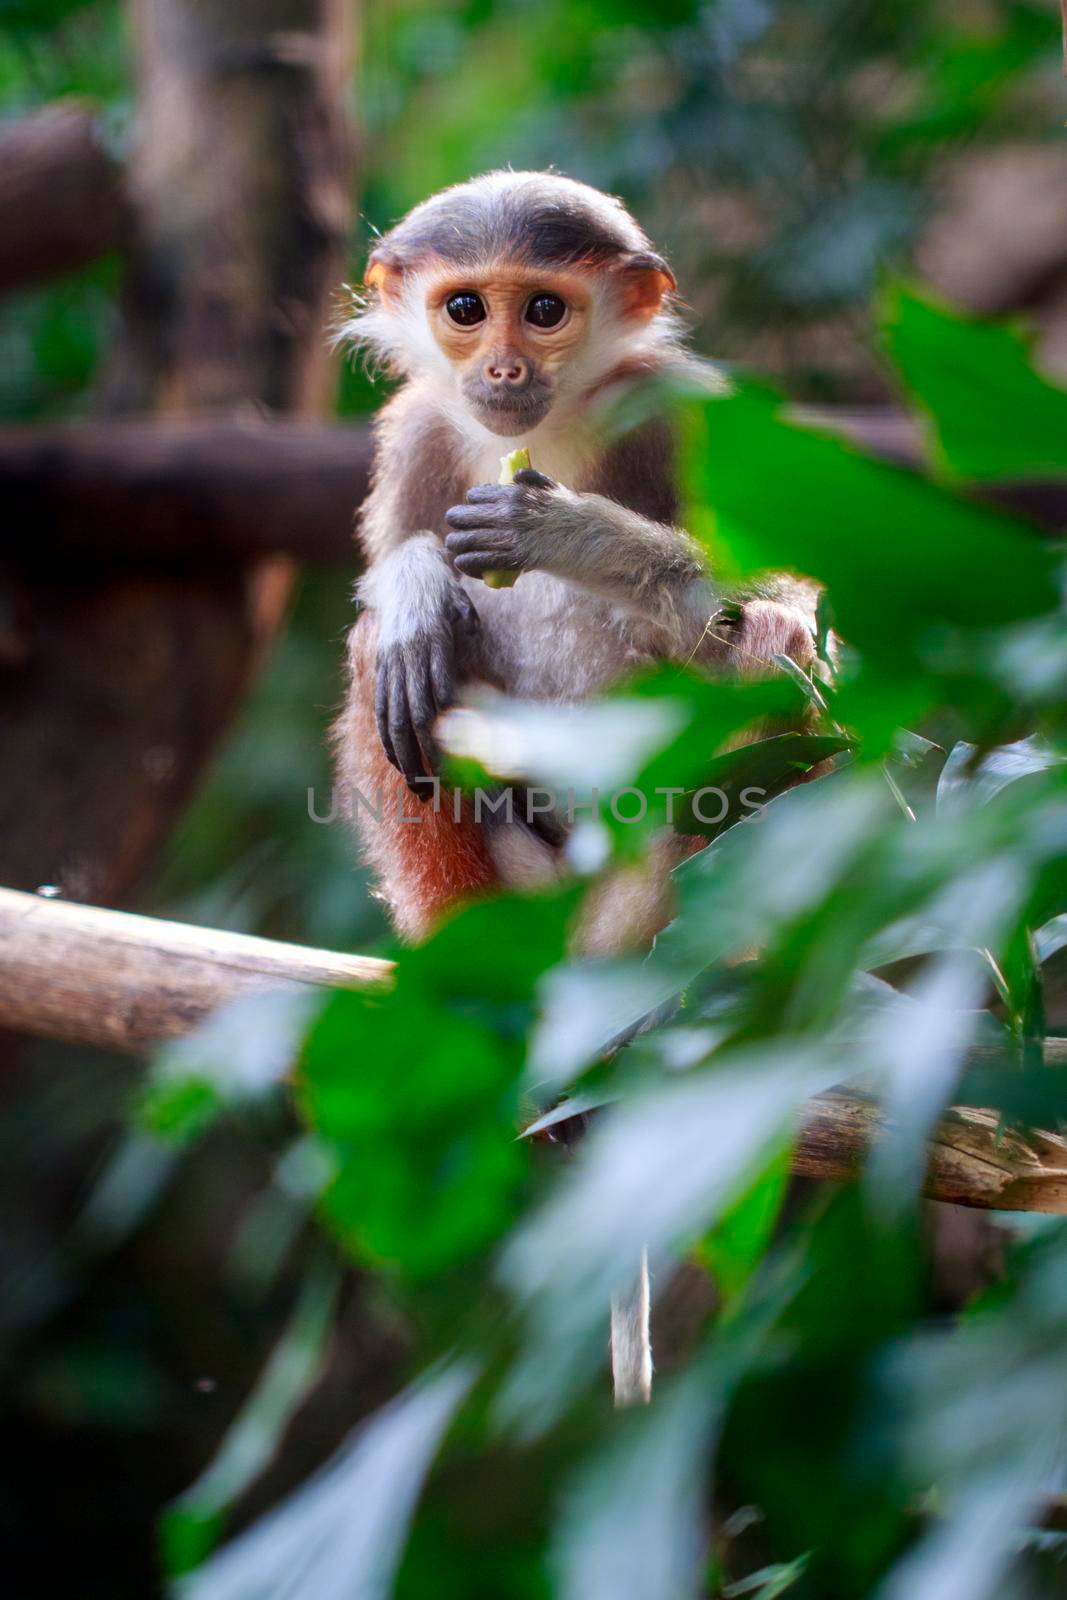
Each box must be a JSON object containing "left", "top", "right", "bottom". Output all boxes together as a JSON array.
[
  {"left": 673, "top": 733, "right": 850, "bottom": 840},
  {"left": 696, "top": 1136, "right": 792, "bottom": 1307},
  {"left": 178, "top": 1361, "right": 477, "bottom": 1600},
  {"left": 550, "top": 1363, "right": 720, "bottom": 1600},
  {"left": 137, "top": 991, "right": 322, "bottom": 1145},
  {"left": 162, "top": 1253, "right": 341, "bottom": 1576},
  {"left": 882, "top": 285, "right": 1067, "bottom": 481},
  {"left": 682, "top": 385, "right": 1059, "bottom": 662},
  {"left": 440, "top": 669, "right": 817, "bottom": 856},
  {"left": 301, "top": 890, "right": 575, "bottom": 1279}
]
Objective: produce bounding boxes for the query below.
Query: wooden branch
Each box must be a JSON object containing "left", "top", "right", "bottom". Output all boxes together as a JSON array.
[
  {"left": 4, "top": 886, "right": 1067, "bottom": 1213},
  {"left": 0, "top": 104, "right": 129, "bottom": 294},
  {"left": 0, "top": 887, "right": 390, "bottom": 1053},
  {"left": 0, "top": 407, "right": 1062, "bottom": 581},
  {"left": 796, "top": 1085, "right": 1067, "bottom": 1214},
  {"left": 0, "top": 419, "right": 372, "bottom": 568}
]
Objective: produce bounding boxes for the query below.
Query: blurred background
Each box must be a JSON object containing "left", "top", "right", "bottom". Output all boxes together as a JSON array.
[{"left": 1, "top": 0, "right": 1065, "bottom": 1590}]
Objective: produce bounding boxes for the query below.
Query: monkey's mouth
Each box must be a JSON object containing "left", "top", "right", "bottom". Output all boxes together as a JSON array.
[{"left": 468, "top": 388, "right": 554, "bottom": 436}]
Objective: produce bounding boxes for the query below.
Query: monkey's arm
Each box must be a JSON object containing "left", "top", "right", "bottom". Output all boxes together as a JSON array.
[
  {"left": 444, "top": 469, "right": 820, "bottom": 671},
  {"left": 444, "top": 470, "right": 704, "bottom": 629},
  {"left": 358, "top": 536, "right": 480, "bottom": 789},
  {"left": 357, "top": 393, "right": 480, "bottom": 789}
]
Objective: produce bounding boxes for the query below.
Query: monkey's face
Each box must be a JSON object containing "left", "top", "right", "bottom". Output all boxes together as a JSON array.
[{"left": 426, "top": 271, "right": 593, "bottom": 435}]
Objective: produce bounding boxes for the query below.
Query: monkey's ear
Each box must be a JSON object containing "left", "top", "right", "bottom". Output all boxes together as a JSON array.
[
  {"left": 614, "top": 250, "right": 677, "bottom": 321},
  {"left": 365, "top": 247, "right": 405, "bottom": 305}
]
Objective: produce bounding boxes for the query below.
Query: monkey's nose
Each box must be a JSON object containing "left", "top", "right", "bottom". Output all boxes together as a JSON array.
[{"left": 484, "top": 355, "right": 529, "bottom": 388}]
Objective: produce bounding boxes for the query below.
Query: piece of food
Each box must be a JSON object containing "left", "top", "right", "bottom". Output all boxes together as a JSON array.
[{"left": 482, "top": 448, "right": 531, "bottom": 588}]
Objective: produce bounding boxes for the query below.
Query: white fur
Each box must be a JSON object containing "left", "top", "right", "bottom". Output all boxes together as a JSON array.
[
  {"left": 358, "top": 533, "right": 454, "bottom": 648},
  {"left": 336, "top": 274, "right": 453, "bottom": 385},
  {"left": 337, "top": 263, "right": 689, "bottom": 430},
  {"left": 483, "top": 820, "right": 560, "bottom": 886}
]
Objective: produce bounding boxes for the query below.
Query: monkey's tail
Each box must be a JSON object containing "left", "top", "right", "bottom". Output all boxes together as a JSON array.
[{"left": 610, "top": 1248, "right": 652, "bottom": 1406}]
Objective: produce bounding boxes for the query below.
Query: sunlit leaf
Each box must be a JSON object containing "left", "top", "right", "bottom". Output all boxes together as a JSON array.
[
  {"left": 137, "top": 991, "right": 323, "bottom": 1144},
  {"left": 882, "top": 285, "right": 1067, "bottom": 482},
  {"left": 697, "top": 1137, "right": 792, "bottom": 1307},
  {"left": 724, "top": 1555, "right": 810, "bottom": 1598},
  {"left": 1035, "top": 913, "right": 1067, "bottom": 964},
  {"left": 163, "top": 1253, "right": 341, "bottom": 1575},
  {"left": 551, "top": 1363, "right": 720, "bottom": 1600},
  {"left": 497, "top": 1049, "right": 843, "bottom": 1429},
  {"left": 877, "top": 1225, "right": 1067, "bottom": 1600},
  {"left": 178, "top": 1361, "right": 476, "bottom": 1600},
  {"left": 936, "top": 737, "right": 1066, "bottom": 817},
  {"left": 682, "top": 385, "right": 1059, "bottom": 662}
]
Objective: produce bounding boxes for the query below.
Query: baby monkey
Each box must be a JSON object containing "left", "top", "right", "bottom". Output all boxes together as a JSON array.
[
  {"left": 336, "top": 169, "right": 818, "bottom": 945},
  {"left": 335, "top": 171, "right": 820, "bottom": 1408}
]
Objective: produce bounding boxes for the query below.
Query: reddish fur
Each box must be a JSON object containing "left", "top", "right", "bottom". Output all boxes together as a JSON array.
[{"left": 335, "top": 613, "right": 500, "bottom": 940}]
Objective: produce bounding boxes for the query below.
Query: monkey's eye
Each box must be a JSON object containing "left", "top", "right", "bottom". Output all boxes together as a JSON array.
[
  {"left": 444, "top": 291, "right": 486, "bottom": 327},
  {"left": 525, "top": 293, "right": 567, "bottom": 329}
]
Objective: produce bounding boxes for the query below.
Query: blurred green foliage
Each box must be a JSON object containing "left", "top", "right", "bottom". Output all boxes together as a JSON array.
[{"left": 163, "top": 279, "right": 1067, "bottom": 1600}]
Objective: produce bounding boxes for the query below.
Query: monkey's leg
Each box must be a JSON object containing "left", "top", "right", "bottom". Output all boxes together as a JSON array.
[
  {"left": 611, "top": 1249, "right": 652, "bottom": 1406},
  {"left": 336, "top": 611, "right": 500, "bottom": 941}
]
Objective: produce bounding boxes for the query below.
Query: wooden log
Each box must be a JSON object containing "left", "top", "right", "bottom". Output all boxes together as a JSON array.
[
  {"left": 796, "top": 1087, "right": 1067, "bottom": 1214},
  {"left": 0, "top": 419, "right": 371, "bottom": 568},
  {"left": 0, "top": 103, "right": 129, "bottom": 294},
  {"left": 2, "top": 886, "right": 1066, "bottom": 1213},
  {"left": 0, "top": 886, "right": 390, "bottom": 1053}
]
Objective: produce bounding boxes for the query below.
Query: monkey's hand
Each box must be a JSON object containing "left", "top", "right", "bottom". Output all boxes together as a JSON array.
[
  {"left": 444, "top": 467, "right": 558, "bottom": 580},
  {"left": 363, "top": 537, "right": 481, "bottom": 793}
]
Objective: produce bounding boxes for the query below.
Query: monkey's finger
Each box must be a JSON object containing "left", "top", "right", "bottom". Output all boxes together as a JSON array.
[
  {"left": 445, "top": 504, "right": 501, "bottom": 531},
  {"left": 429, "top": 640, "right": 454, "bottom": 711},
  {"left": 513, "top": 786, "right": 568, "bottom": 848},
  {"left": 449, "top": 584, "right": 481, "bottom": 635},
  {"left": 511, "top": 468, "right": 555, "bottom": 491},
  {"left": 451, "top": 543, "right": 522, "bottom": 578},
  {"left": 463, "top": 483, "right": 512, "bottom": 504},
  {"left": 386, "top": 668, "right": 428, "bottom": 792},
  {"left": 451, "top": 551, "right": 497, "bottom": 579},
  {"left": 445, "top": 529, "right": 512, "bottom": 557},
  {"left": 375, "top": 659, "right": 399, "bottom": 771},
  {"left": 406, "top": 655, "right": 440, "bottom": 775}
]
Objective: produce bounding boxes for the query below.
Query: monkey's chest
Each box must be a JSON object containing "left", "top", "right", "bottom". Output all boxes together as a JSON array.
[{"left": 468, "top": 573, "right": 661, "bottom": 701}]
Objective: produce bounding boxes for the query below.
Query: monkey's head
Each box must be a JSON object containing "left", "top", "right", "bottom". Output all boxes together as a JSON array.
[{"left": 348, "top": 172, "right": 677, "bottom": 436}]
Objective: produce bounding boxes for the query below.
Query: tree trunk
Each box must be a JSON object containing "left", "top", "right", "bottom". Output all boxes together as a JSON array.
[
  {"left": 0, "top": 0, "right": 354, "bottom": 908},
  {"left": 0, "top": 103, "right": 129, "bottom": 293}
]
